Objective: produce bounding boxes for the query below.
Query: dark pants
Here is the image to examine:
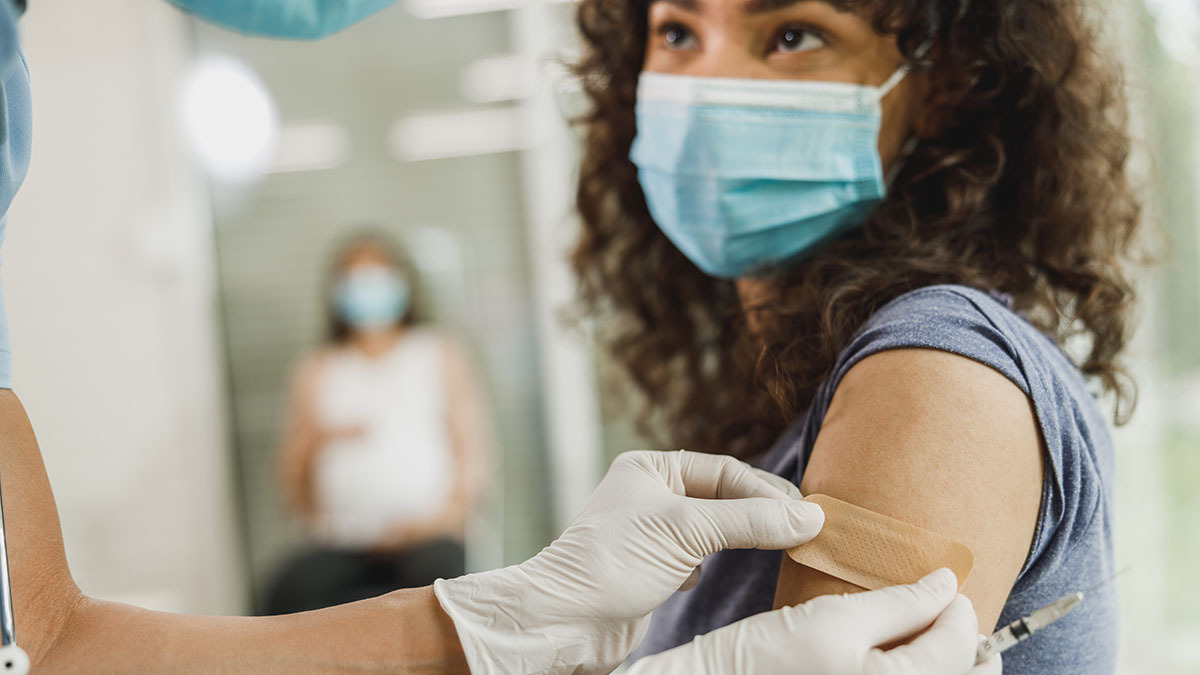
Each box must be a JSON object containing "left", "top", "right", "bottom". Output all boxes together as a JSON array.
[{"left": 263, "top": 538, "right": 466, "bottom": 615}]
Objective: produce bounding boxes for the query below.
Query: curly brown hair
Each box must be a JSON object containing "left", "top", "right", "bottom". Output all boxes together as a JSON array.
[{"left": 569, "top": 0, "right": 1142, "bottom": 457}]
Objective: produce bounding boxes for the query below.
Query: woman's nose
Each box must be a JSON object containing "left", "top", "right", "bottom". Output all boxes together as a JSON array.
[{"left": 676, "top": 33, "right": 774, "bottom": 80}]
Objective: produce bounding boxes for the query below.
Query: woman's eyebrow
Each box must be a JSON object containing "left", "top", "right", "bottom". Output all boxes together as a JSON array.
[
  {"left": 647, "top": 0, "right": 832, "bottom": 17},
  {"left": 651, "top": 0, "right": 701, "bottom": 10},
  {"left": 744, "top": 0, "right": 824, "bottom": 14}
]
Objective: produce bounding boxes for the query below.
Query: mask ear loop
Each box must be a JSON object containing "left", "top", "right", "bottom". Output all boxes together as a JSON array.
[
  {"left": 876, "top": 64, "right": 912, "bottom": 101},
  {"left": 881, "top": 39, "right": 934, "bottom": 185},
  {"left": 885, "top": 137, "right": 921, "bottom": 186},
  {"left": 876, "top": 38, "right": 935, "bottom": 101}
]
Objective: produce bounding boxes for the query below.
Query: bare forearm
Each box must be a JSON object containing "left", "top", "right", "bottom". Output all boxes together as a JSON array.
[
  {"left": 0, "top": 390, "right": 86, "bottom": 665},
  {"left": 2, "top": 391, "right": 468, "bottom": 672},
  {"left": 43, "top": 588, "right": 469, "bottom": 674}
]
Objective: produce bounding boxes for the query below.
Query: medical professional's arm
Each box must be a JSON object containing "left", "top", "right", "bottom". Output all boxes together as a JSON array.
[
  {"left": 4, "top": 390, "right": 825, "bottom": 672},
  {"left": 2, "top": 390, "right": 471, "bottom": 672},
  {"left": 773, "top": 348, "right": 1044, "bottom": 632},
  {"left": 0, "top": 391, "right": 79, "bottom": 667}
]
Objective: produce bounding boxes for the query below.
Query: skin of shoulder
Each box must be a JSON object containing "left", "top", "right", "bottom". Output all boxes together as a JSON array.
[{"left": 773, "top": 347, "right": 1045, "bottom": 633}]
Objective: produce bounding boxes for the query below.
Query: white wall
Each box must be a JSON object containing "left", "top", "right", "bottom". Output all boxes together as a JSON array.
[
  {"left": 4, "top": 1, "right": 244, "bottom": 614},
  {"left": 510, "top": 1, "right": 604, "bottom": 531}
]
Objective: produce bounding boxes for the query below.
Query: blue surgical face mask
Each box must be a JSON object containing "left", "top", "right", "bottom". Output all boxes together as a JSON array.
[
  {"left": 335, "top": 266, "right": 410, "bottom": 332},
  {"left": 168, "top": 0, "right": 396, "bottom": 40},
  {"left": 630, "top": 65, "right": 912, "bottom": 279}
]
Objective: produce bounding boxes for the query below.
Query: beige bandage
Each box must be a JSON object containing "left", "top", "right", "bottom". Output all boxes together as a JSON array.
[{"left": 785, "top": 494, "right": 974, "bottom": 591}]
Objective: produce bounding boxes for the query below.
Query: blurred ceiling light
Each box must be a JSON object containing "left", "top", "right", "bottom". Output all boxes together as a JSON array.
[
  {"left": 271, "top": 123, "right": 352, "bottom": 173},
  {"left": 181, "top": 56, "right": 280, "bottom": 183},
  {"left": 405, "top": 0, "right": 521, "bottom": 18},
  {"left": 389, "top": 107, "right": 529, "bottom": 161},
  {"left": 1144, "top": 0, "right": 1200, "bottom": 64},
  {"left": 461, "top": 55, "right": 529, "bottom": 103},
  {"left": 405, "top": 0, "right": 572, "bottom": 19}
]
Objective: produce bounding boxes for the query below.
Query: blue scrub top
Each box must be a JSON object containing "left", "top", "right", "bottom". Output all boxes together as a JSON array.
[{"left": 0, "top": 0, "right": 32, "bottom": 390}]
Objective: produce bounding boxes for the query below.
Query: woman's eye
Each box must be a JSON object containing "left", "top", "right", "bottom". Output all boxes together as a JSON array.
[
  {"left": 659, "top": 23, "right": 699, "bottom": 51},
  {"left": 775, "top": 27, "right": 826, "bottom": 54}
]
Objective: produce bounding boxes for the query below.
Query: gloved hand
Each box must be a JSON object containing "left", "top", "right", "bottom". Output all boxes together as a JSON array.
[
  {"left": 627, "top": 567, "right": 1002, "bottom": 675},
  {"left": 433, "top": 450, "right": 825, "bottom": 675}
]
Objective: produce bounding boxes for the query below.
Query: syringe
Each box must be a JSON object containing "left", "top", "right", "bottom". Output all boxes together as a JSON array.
[
  {"left": 975, "top": 592, "right": 1083, "bottom": 664},
  {"left": 975, "top": 566, "right": 1128, "bottom": 665}
]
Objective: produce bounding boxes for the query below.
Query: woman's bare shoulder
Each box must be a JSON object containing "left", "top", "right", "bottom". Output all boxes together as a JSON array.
[{"left": 782, "top": 347, "right": 1044, "bottom": 631}]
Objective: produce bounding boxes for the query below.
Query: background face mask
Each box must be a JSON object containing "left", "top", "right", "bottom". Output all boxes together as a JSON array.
[
  {"left": 335, "top": 266, "right": 410, "bottom": 332},
  {"left": 630, "top": 67, "right": 909, "bottom": 279}
]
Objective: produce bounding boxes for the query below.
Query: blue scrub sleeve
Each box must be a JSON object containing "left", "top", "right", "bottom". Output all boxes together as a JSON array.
[
  {"left": 168, "top": 0, "right": 397, "bottom": 40},
  {"left": 1, "top": 1, "right": 33, "bottom": 390}
]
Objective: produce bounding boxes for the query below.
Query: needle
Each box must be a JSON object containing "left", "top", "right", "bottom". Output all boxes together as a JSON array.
[{"left": 974, "top": 565, "right": 1129, "bottom": 665}]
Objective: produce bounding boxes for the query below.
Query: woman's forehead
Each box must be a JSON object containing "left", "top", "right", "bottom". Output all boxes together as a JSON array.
[
  {"left": 650, "top": 0, "right": 806, "bottom": 11},
  {"left": 648, "top": 0, "right": 864, "bottom": 14},
  {"left": 342, "top": 244, "right": 393, "bottom": 267},
  {"left": 645, "top": 0, "right": 884, "bottom": 33}
]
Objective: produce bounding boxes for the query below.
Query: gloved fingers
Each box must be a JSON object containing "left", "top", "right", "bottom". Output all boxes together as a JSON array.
[
  {"left": 673, "top": 450, "right": 801, "bottom": 500},
  {"left": 686, "top": 496, "right": 824, "bottom": 554},
  {"left": 745, "top": 465, "right": 805, "bottom": 499},
  {"left": 862, "top": 593, "right": 980, "bottom": 675},
  {"left": 836, "top": 568, "right": 960, "bottom": 647},
  {"left": 623, "top": 644, "right": 692, "bottom": 675},
  {"left": 969, "top": 651, "right": 1003, "bottom": 675},
  {"left": 626, "top": 604, "right": 795, "bottom": 675}
]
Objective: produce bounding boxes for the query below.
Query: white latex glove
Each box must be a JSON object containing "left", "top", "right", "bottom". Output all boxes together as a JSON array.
[
  {"left": 434, "top": 450, "right": 825, "bottom": 675},
  {"left": 627, "top": 567, "right": 1003, "bottom": 675}
]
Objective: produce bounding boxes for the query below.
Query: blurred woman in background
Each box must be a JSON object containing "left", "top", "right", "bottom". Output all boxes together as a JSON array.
[{"left": 267, "top": 231, "right": 492, "bottom": 615}]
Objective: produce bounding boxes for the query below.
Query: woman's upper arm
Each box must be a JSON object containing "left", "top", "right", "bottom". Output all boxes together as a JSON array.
[
  {"left": 278, "top": 355, "right": 323, "bottom": 489},
  {"left": 439, "top": 335, "right": 493, "bottom": 490},
  {"left": 773, "top": 347, "right": 1044, "bottom": 632},
  {"left": 445, "top": 337, "right": 492, "bottom": 430}
]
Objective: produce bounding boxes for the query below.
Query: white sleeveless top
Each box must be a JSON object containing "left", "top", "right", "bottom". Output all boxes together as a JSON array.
[{"left": 311, "top": 330, "right": 455, "bottom": 548}]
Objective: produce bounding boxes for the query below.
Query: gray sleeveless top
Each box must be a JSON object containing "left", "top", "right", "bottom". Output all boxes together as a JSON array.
[{"left": 631, "top": 284, "right": 1119, "bottom": 674}]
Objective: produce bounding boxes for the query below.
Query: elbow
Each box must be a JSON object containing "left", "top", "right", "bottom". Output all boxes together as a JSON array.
[{"left": 23, "top": 584, "right": 89, "bottom": 672}]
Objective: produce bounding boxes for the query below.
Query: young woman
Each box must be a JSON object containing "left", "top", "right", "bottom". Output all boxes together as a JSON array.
[
  {"left": 269, "top": 233, "right": 492, "bottom": 613},
  {"left": 570, "top": 0, "right": 1138, "bottom": 672}
]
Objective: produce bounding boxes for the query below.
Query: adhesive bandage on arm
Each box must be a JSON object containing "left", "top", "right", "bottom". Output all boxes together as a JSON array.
[{"left": 785, "top": 494, "right": 974, "bottom": 590}]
